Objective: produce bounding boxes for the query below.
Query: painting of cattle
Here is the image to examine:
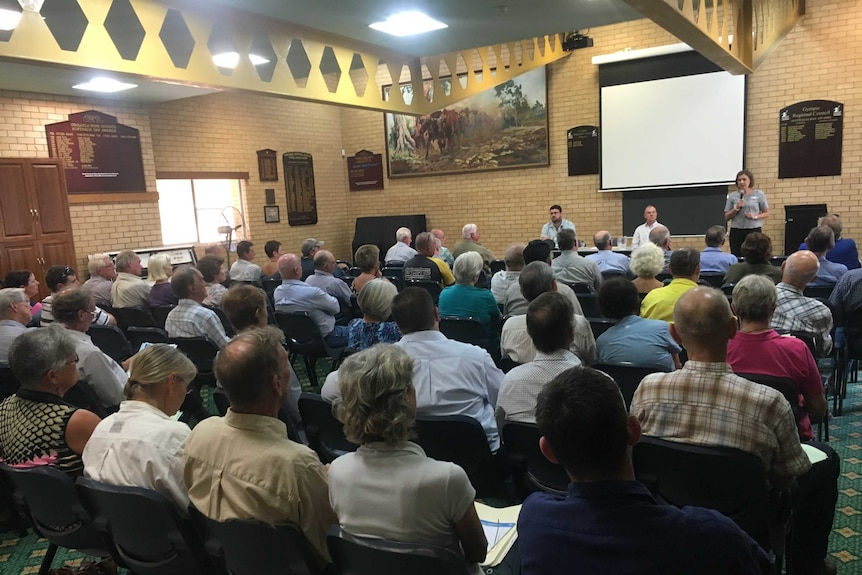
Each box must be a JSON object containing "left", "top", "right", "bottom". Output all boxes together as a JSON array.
[{"left": 385, "top": 66, "right": 549, "bottom": 178}]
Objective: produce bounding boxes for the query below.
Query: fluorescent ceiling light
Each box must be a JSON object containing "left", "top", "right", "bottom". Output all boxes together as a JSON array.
[
  {"left": 73, "top": 77, "right": 138, "bottom": 93},
  {"left": 212, "top": 51, "right": 240, "bottom": 69},
  {"left": 369, "top": 11, "right": 447, "bottom": 37},
  {"left": 0, "top": 8, "right": 22, "bottom": 31},
  {"left": 249, "top": 53, "right": 270, "bottom": 66}
]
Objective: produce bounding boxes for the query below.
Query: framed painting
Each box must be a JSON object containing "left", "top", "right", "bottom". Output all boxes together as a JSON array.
[{"left": 384, "top": 66, "right": 548, "bottom": 178}]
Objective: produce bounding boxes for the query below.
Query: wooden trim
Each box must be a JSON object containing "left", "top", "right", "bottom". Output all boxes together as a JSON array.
[
  {"left": 68, "top": 192, "right": 159, "bottom": 204},
  {"left": 156, "top": 171, "right": 250, "bottom": 180}
]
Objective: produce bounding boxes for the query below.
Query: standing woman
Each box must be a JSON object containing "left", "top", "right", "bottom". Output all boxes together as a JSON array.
[{"left": 724, "top": 170, "right": 769, "bottom": 257}]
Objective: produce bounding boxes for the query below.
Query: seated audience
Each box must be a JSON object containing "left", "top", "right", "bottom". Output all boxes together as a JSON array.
[
  {"left": 585, "top": 230, "right": 632, "bottom": 277},
  {"left": 4, "top": 269, "right": 42, "bottom": 318},
  {"left": 453, "top": 223, "right": 495, "bottom": 274},
  {"left": 491, "top": 243, "right": 526, "bottom": 304},
  {"left": 41, "top": 265, "right": 114, "bottom": 327},
  {"left": 630, "top": 244, "right": 665, "bottom": 295},
  {"left": 439, "top": 252, "right": 502, "bottom": 352},
  {"left": 164, "top": 266, "right": 231, "bottom": 348},
  {"left": 183, "top": 328, "right": 337, "bottom": 568},
  {"left": 112, "top": 250, "right": 151, "bottom": 308},
  {"left": 147, "top": 253, "right": 178, "bottom": 307},
  {"left": 0, "top": 326, "right": 101, "bottom": 477},
  {"left": 649, "top": 225, "right": 673, "bottom": 272},
  {"left": 330, "top": 345, "right": 486, "bottom": 566},
  {"left": 197, "top": 255, "right": 228, "bottom": 306},
  {"left": 496, "top": 291, "right": 580, "bottom": 424},
  {"left": 772, "top": 250, "right": 834, "bottom": 356},
  {"left": 0, "top": 288, "right": 30, "bottom": 363},
  {"left": 631, "top": 287, "right": 839, "bottom": 575},
  {"left": 640, "top": 248, "right": 700, "bottom": 323},
  {"left": 552, "top": 229, "right": 602, "bottom": 291},
  {"left": 800, "top": 214, "right": 860, "bottom": 270},
  {"left": 352, "top": 244, "right": 382, "bottom": 294},
  {"left": 700, "top": 225, "right": 738, "bottom": 274},
  {"left": 597, "top": 277, "right": 681, "bottom": 371},
  {"left": 261, "top": 240, "right": 282, "bottom": 278},
  {"left": 306, "top": 249, "right": 353, "bottom": 307},
  {"left": 347, "top": 279, "right": 401, "bottom": 350},
  {"left": 384, "top": 226, "right": 418, "bottom": 263},
  {"left": 518, "top": 365, "right": 771, "bottom": 575},
  {"left": 805, "top": 224, "right": 848, "bottom": 286},
  {"left": 83, "top": 344, "right": 196, "bottom": 511},
  {"left": 229, "top": 240, "right": 262, "bottom": 283},
  {"left": 728, "top": 275, "right": 827, "bottom": 441},
  {"left": 503, "top": 240, "right": 585, "bottom": 317},
  {"left": 83, "top": 254, "right": 116, "bottom": 307},
  {"left": 723, "top": 233, "right": 782, "bottom": 285},
  {"left": 431, "top": 228, "right": 455, "bottom": 268},
  {"left": 830, "top": 261, "right": 862, "bottom": 325},
  {"left": 53, "top": 288, "right": 127, "bottom": 408},
  {"left": 403, "top": 232, "right": 455, "bottom": 288},
  {"left": 300, "top": 238, "right": 325, "bottom": 281}
]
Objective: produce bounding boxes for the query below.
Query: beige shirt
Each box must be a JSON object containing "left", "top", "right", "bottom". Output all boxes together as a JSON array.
[
  {"left": 183, "top": 410, "right": 337, "bottom": 566},
  {"left": 111, "top": 272, "right": 151, "bottom": 309},
  {"left": 504, "top": 281, "right": 584, "bottom": 317},
  {"left": 501, "top": 313, "right": 596, "bottom": 365}
]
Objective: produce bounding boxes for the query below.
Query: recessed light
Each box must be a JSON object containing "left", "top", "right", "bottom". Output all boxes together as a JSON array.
[
  {"left": 369, "top": 11, "right": 447, "bottom": 37},
  {"left": 72, "top": 77, "right": 137, "bottom": 93},
  {"left": 212, "top": 51, "right": 240, "bottom": 69}
]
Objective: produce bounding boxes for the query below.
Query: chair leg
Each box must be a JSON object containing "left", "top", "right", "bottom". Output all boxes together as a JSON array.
[
  {"left": 38, "top": 542, "right": 58, "bottom": 575},
  {"left": 303, "top": 356, "right": 319, "bottom": 389}
]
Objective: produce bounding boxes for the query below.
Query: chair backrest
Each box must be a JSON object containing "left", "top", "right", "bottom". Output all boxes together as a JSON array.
[
  {"left": 698, "top": 273, "right": 725, "bottom": 288},
  {"left": 735, "top": 372, "right": 801, "bottom": 428},
  {"left": 150, "top": 305, "right": 175, "bottom": 330},
  {"left": 76, "top": 477, "right": 212, "bottom": 575},
  {"left": 0, "top": 364, "right": 20, "bottom": 401},
  {"left": 172, "top": 337, "right": 219, "bottom": 375},
  {"left": 593, "top": 362, "right": 668, "bottom": 409},
  {"left": 404, "top": 280, "right": 442, "bottom": 304},
  {"left": 497, "top": 355, "right": 521, "bottom": 373},
  {"left": 803, "top": 284, "right": 835, "bottom": 299},
  {"left": 203, "top": 304, "right": 236, "bottom": 337},
  {"left": 126, "top": 326, "right": 170, "bottom": 352},
  {"left": 297, "top": 393, "right": 358, "bottom": 463},
  {"left": 490, "top": 259, "right": 506, "bottom": 276},
  {"left": 600, "top": 270, "right": 628, "bottom": 281},
  {"left": 720, "top": 283, "right": 735, "bottom": 296},
  {"left": 588, "top": 318, "right": 617, "bottom": 339},
  {"left": 632, "top": 436, "right": 772, "bottom": 549},
  {"left": 327, "top": 526, "right": 470, "bottom": 575},
  {"left": 114, "top": 305, "right": 156, "bottom": 330},
  {"left": 576, "top": 293, "right": 602, "bottom": 319},
  {"left": 188, "top": 505, "right": 319, "bottom": 575},
  {"left": 87, "top": 324, "right": 133, "bottom": 363},
  {"left": 438, "top": 316, "right": 490, "bottom": 351},
  {"left": 502, "top": 421, "right": 569, "bottom": 497},
  {"left": 274, "top": 311, "right": 327, "bottom": 355},
  {"left": 64, "top": 380, "right": 111, "bottom": 418},
  {"left": 565, "top": 282, "right": 595, "bottom": 294},
  {"left": 0, "top": 464, "right": 113, "bottom": 557},
  {"left": 381, "top": 267, "right": 404, "bottom": 291},
  {"left": 413, "top": 414, "right": 501, "bottom": 498},
  {"left": 262, "top": 278, "right": 281, "bottom": 310}
]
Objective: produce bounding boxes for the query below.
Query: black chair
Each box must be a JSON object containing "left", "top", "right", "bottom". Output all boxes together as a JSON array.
[
  {"left": 593, "top": 362, "right": 669, "bottom": 409},
  {"left": 497, "top": 355, "right": 521, "bottom": 373},
  {"left": 204, "top": 304, "right": 236, "bottom": 337},
  {"left": 837, "top": 308, "right": 862, "bottom": 416},
  {"left": 0, "top": 363, "right": 20, "bottom": 401},
  {"left": 212, "top": 387, "right": 231, "bottom": 416},
  {"left": 413, "top": 414, "right": 503, "bottom": 498},
  {"left": 381, "top": 267, "right": 404, "bottom": 291},
  {"left": 64, "top": 380, "right": 111, "bottom": 418},
  {"left": 76, "top": 477, "right": 213, "bottom": 575},
  {"left": 564, "top": 282, "right": 595, "bottom": 294},
  {"left": 262, "top": 278, "right": 281, "bottom": 309},
  {"left": 721, "top": 283, "right": 735, "bottom": 296},
  {"left": 632, "top": 436, "right": 787, "bottom": 560},
  {"left": 655, "top": 272, "right": 672, "bottom": 283},
  {"left": 0, "top": 464, "right": 117, "bottom": 575},
  {"left": 405, "top": 279, "right": 442, "bottom": 304},
  {"left": 113, "top": 305, "right": 156, "bottom": 330},
  {"left": 87, "top": 324, "right": 133, "bottom": 363},
  {"left": 172, "top": 337, "right": 220, "bottom": 423},
  {"left": 589, "top": 318, "right": 617, "bottom": 339},
  {"left": 151, "top": 305, "right": 176, "bottom": 330},
  {"left": 601, "top": 270, "right": 629, "bottom": 281},
  {"left": 188, "top": 504, "right": 320, "bottom": 575},
  {"left": 698, "top": 273, "right": 725, "bottom": 288},
  {"left": 327, "top": 526, "right": 470, "bottom": 575},
  {"left": 736, "top": 372, "right": 801, "bottom": 421},
  {"left": 275, "top": 311, "right": 346, "bottom": 389},
  {"left": 502, "top": 421, "right": 569, "bottom": 498},
  {"left": 490, "top": 259, "right": 506, "bottom": 276},
  {"left": 803, "top": 284, "right": 835, "bottom": 299},
  {"left": 126, "top": 326, "right": 170, "bottom": 351},
  {"left": 576, "top": 293, "right": 602, "bottom": 319},
  {"left": 438, "top": 316, "right": 490, "bottom": 351},
  {"left": 297, "top": 393, "right": 358, "bottom": 463}
]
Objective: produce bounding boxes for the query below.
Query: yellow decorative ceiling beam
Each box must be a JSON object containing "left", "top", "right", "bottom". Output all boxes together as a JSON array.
[
  {"left": 0, "top": 0, "right": 571, "bottom": 115},
  {"left": 620, "top": 0, "right": 803, "bottom": 74}
]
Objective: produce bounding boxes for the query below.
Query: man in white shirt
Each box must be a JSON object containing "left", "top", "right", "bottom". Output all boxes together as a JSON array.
[
  {"left": 631, "top": 205, "right": 662, "bottom": 250},
  {"left": 540, "top": 204, "right": 576, "bottom": 248},
  {"left": 491, "top": 243, "right": 525, "bottom": 304},
  {"left": 229, "top": 240, "right": 263, "bottom": 283},
  {"left": 111, "top": 249, "right": 151, "bottom": 309},
  {"left": 384, "top": 227, "right": 418, "bottom": 263}
]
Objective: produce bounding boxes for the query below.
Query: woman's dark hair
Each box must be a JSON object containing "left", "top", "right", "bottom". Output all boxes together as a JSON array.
[
  {"left": 740, "top": 232, "right": 772, "bottom": 264},
  {"left": 4, "top": 270, "right": 32, "bottom": 289},
  {"left": 597, "top": 276, "right": 640, "bottom": 319},
  {"left": 736, "top": 169, "right": 755, "bottom": 188},
  {"left": 197, "top": 255, "right": 224, "bottom": 283}
]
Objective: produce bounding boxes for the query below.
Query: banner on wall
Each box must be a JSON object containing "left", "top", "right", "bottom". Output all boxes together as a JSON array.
[
  {"left": 283, "top": 152, "right": 318, "bottom": 226},
  {"left": 779, "top": 100, "right": 843, "bottom": 179}
]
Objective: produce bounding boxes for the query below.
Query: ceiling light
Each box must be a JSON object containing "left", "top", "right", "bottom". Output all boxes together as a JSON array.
[
  {"left": 249, "top": 53, "right": 270, "bottom": 66},
  {"left": 369, "top": 11, "right": 447, "bottom": 37},
  {"left": 73, "top": 77, "right": 138, "bottom": 93},
  {"left": 0, "top": 0, "right": 22, "bottom": 31},
  {"left": 212, "top": 51, "right": 240, "bottom": 69}
]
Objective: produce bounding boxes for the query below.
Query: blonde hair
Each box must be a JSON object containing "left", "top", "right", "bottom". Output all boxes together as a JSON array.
[
  {"left": 357, "top": 278, "right": 397, "bottom": 321},
  {"left": 125, "top": 344, "right": 197, "bottom": 400},
  {"left": 337, "top": 344, "right": 415, "bottom": 445},
  {"left": 147, "top": 254, "right": 172, "bottom": 282}
]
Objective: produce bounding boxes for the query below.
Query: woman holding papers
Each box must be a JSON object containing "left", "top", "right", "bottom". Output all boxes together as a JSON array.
[{"left": 329, "top": 345, "right": 487, "bottom": 569}]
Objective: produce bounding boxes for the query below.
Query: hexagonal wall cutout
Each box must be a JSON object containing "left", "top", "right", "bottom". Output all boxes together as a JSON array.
[
  {"left": 41, "top": 0, "right": 89, "bottom": 52},
  {"left": 207, "top": 23, "right": 239, "bottom": 76},
  {"left": 319, "top": 46, "right": 341, "bottom": 93},
  {"left": 159, "top": 9, "right": 194, "bottom": 69},
  {"left": 104, "top": 0, "right": 145, "bottom": 60},
  {"left": 286, "top": 39, "right": 311, "bottom": 88},
  {"left": 349, "top": 53, "right": 368, "bottom": 98},
  {"left": 250, "top": 31, "right": 277, "bottom": 82}
]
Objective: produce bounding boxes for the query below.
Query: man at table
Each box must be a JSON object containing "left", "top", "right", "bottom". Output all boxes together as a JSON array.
[
  {"left": 540, "top": 205, "right": 576, "bottom": 248},
  {"left": 631, "top": 205, "right": 662, "bottom": 250}
]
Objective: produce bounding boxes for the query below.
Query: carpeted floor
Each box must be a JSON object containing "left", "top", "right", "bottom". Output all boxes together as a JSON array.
[{"left": 1, "top": 361, "right": 861, "bottom": 574}]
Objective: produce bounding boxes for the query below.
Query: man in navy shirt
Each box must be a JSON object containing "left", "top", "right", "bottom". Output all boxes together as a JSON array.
[
  {"left": 799, "top": 214, "right": 860, "bottom": 270},
  {"left": 517, "top": 366, "right": 771, "bottom": 575}
]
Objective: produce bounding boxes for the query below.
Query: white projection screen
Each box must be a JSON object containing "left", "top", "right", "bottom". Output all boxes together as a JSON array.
[{"left": 600, "top": 69, "right": 746, "bottom": 191}]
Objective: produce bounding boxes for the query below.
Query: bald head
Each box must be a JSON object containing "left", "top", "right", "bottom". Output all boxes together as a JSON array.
[
  {"left": 649, "top": 225, "right": 670, "bottom": 249},
  {"left": 782, "top": 250, "right": 819, "bottom": 288},
  {"left": 277, "top": 253, "right": 302, "bottom": 280},
  {"left": 504, "top": 243, "right": 526, "bottom": 271},
  {"left": 594, "top": 231, "right": 612, "bottom": 251},
  {"left": 672, "top": 287, "right": 734, "bottom": 354}
]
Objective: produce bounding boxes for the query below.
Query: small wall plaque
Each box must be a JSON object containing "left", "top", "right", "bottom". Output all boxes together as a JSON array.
[
  {"left": 257, "top": 149, "right": 279, "bottom": 182},
  {"left": 264, "top": 205, "right": 280, "bottom": 224}
]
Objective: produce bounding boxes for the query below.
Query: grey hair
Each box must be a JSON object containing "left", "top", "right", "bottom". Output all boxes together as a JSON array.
[
  {"left": 53, "top": 287, "right": 93, "bottom": 324},
  {"left": 519, "top": 261, "right": 555, "bottom": 302},
  {"left": 818, "top": 214, "right": 842, "bottom": 240},
  {"left": 147, "top": 253, "right": 172, "bottom": 282},
  {"left": 87, "top": 253, "right": 111, "bottom": 275},
  {"left": 453, "top": 252, "right": 483, "bottom": 285},
  {"left": 732, "top": 274, "right": 777, "bottom": 322},
  {"left": 9, "top": 324, "right": 77, "bottom": 388},
  {"left": 358, "top": 278, "right": 398, "bottom": 321},
  {"left": 170, "top": 265, "right": 200, "bottom": 299},
  {"left": 594, "top": 232, "right": 611, "bottom": 250},
  {"left": 114, "top": 249, "right": 138, "bottom": 272},
  {"left": 630, "top": 243, "right": 665, "bottom": 278},
  {"left": 0, "top": 288, "right": 27, "bottom": 314},
  {"left": 396, "top": 227, "right": 412, "bottom": 242},
  {"left": 461, "top": 223, "right": 478, "bottom": 239},
  {"left": 649, "top": 226, "right": 670, "bottom": 247}
]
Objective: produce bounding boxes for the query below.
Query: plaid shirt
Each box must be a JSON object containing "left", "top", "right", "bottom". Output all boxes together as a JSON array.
[
  {"left": 829, "top": 268, "right": 862, "bottom": 325},
  {"left": 165, "top": 299, "right": 230, "bottom": 348},
  {"left": 770, "top": 282, "right": 833, "bottom": 355},
  {"left": 631, "top": 361, "right": 811, "bottom": 483}
]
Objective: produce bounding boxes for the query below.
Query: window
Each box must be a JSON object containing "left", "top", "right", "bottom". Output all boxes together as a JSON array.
[{"left": 156, "top": 178, "right": 244, "bottom": 245}]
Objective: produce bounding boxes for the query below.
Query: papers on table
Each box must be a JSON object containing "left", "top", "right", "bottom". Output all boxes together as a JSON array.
[{"left": 476, "top": 502, "right": 521, "bottom": 567}]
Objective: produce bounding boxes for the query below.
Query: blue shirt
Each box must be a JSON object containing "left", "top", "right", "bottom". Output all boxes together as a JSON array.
[
  {"left": 438, "top": 284, "right": 501, "bottom": 350},
  {"left": 347, "top": 319, "right": 401, "bottom": 350},
  {"left": 810, "top": 256, "right": 847, "bottom": 286},
  {"left": 274, "top": 279, "right": 340, "bottom": 337},
  {"left": 596, "top": 315, "right": 681, "bottom": 372},
  {"left": 799, "top": 237, "right": 860, "bottom": 270},
  {"left": 585, "top": 249, "right": 632, "bottom": 277},
  {"left": 518, "top": 480, "right": 770, "bottom": 575},
  {"left": 699, "top": 247, "right": 738, "bottom": 274}
]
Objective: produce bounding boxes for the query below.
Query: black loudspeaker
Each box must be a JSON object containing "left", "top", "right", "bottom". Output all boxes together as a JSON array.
[
  {"left": 264, "top": 188, "right": 276, "bottom": 205},
  {"left": 784, "top": 204, "right": 827, "bottom": 256}
]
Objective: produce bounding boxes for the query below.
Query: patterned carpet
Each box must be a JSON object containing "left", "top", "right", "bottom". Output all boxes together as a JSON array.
[{"left": 1, "top": 363, "right": 861, "bottom": 574}]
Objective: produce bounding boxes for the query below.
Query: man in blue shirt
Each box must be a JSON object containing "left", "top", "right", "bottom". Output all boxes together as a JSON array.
[
  {"left": 517, "top": 366, "right": 770, "bottom": 575},
  {"left": 806, "top": 225, "right": 847, "bottom": 286},
  {"left": 700, "top": 225, "right": 739, "bottom": 274},
  {"left": 585, "top": 230, "right": 632, "bottom": 278},
  {"left": 799, "top": 214, "right": 860, "bottom": 270},
  {"left": 539, "top": 204, "right": 575, "bottom": 248}
]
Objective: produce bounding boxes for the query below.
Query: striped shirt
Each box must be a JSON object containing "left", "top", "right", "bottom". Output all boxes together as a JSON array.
[{"left": 771, "top": 282, "right": 833, "bottom": 355}]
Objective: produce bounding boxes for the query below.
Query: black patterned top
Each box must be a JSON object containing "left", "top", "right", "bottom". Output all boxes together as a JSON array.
[{"left": 0, "top": 388, "right": 82, "bottom": 477}]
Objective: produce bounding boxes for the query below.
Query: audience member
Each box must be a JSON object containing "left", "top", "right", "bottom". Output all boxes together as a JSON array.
[
  {"left": 306, "top": 249, "right": 353, "bottom": 307},
  {"left": 147, "top": 254, "right": 178, "bottom": 307},
  {"left": 0, "top": 289, "right": 30, "bottom": 363},
  {"left": 229, "top": 240, "right": 262, "bottom": 283},
  {"left": 0, "top": 326, "right": 100, "bottom": 477},
  {"left": 491, "top": 243, "right": 525, "bottom": 304},
  {"left": 352, "top": 244, "right": 382, "bottom": 294},
  {"left": 640, "top": 247, "right": 700, "bottom": 323},
  {"left": 300, "top": 238, "right": 325, "bottom": 281},
  {"left": 204, "top": 243, "right": 225, "bottom": 258},
  {"left": 83, "top": 254, "right": 116, "bottom": 307},
  {"left": 403, "top": 232, "right": 455, "bottom": 287},
  {"left": 111, "top": 250, "right": 151, "bottom": 308},
  {"left": 596, "top": 277, "right": 681, "bottom": 371},
  {"left": 551, "top": 229, "right": 602, "bottom": 291},
  {"left": 630, "top": 205, "right": 662, "bottom": 250},
  {"left": 183, "top": 327, "right": 336, "bottom": 568},
  {"left": 83, "top": 344, "right": 196, "bottom": 511},
  {"left": 439, "top": 252, "right": 502, "bottom": 352},
  {"left": 164, "top": 266, "right": 230, "bottom": 348},
  {"left": 274, "top": 254, "right": 348, "bottom": 347},
  {"left": 197, "top": 255, "right": 227, "bottom": 306},
  {"left": 772, "top": 250, "right": 834, "bottom": 356},
  {"left": 431, "top": 228, "right": 454, "bottom": 268},
  {"left": 728, "top": 275, "right": 827, "bottom": 441},
  {"left": 518, "top": 365, "right": 770, "bottom": 575},
  {"left": 41, "top": 265, "right": 114, "bottom": 327},
  {"left": 801, "top": 214, "right": 860, "bottom": 270},
  {"left": 585, "top": 230, "right": 632, "bottom": 277},
  {"left": 496, "top": 291, "right": 580, "bottom": 424},
  {"left": 453, "top": 223, "right": 495, "bottom": 273},
  {"left": 3, "top": 270, "right": 42, "bottom": 319},
  {"left": 829, "top": 262, "right": 862, "bottom": 326},
  {"left": 723, "top": 233, "right": 782, "bottom": 285},
  {"left": 261, "top": 240, "right": 282, "bottom": 278},
  {"left": 503, "top": 240, "right": 585, "bottom": 317},
  {"left": 805, "top": 225, "right": 847, "bottom": 286},
  {"left": 631, "top": 287, "right": 839, "bottom": 575},
  {"left": 649, "top": 225, "right": 673, "bottom": 272},
  {"left": 539, "top": 204, "right": 576, "bottom": 248},
  {"left": 700, "top": 225, "right": 738, "bottom": 274},
  {"left": 347, "top": 279, "right": 401, "bottom": 350},
  {"left": 53, "top": 288, "right": 127, "bottom": 408},
  {"left": 330, "top": 345, "right": 486, "bottom": 566},
  {"left": 630, "top": 243, "right": 665, "bottom": 295},
  {"left": 384, "top": 227, "right": 417, "bottom": 263}
]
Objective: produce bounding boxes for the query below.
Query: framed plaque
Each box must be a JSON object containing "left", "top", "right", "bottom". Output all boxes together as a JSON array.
[
  {"left": 283, "top": 152, "right": 318, "bottom": 226},
  {"left": 257, "top": 149, "right": 279, "bottom": 181},
  {"left": 567, "top": 125, "right": 599, "bottom": 176},
  {"left": 779, "top": 100, "right": 843, "bottom": 179},
  {"left": 264, "top": 205, "right": 280, "bottom": 224}
]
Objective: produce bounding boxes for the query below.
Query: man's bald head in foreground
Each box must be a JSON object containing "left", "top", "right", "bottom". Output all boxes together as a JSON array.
[
  {"left": 277, "top": 253, "right": 302, "bottom": 280},
  {"left": 671, "top": 287, "right": 736, "bottom": 359},
  {"left": 781, "top": 250, "right": 819, "bottom": 289}
]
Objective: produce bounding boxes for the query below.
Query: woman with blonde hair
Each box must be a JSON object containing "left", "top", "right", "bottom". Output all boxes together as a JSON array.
[
  {"left": 147, "top": 253, "right": 178, "bottom": 307},
  {"left": 630, "top": 243, "right": 665, "bottom": 295},
  {"left": 329, "top": 345, "right": 487, "bottom": 570},
  {"left": 352, "top": 244, "right": 382, "bottom": 293},
  {"left": 347, "top": 278, "right": 401, "bottom": 349},
  {"left": 83, "top": 344, "right": 197, "bottom": 511}
]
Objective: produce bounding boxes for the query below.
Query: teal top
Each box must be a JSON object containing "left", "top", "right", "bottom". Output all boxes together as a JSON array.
[{"left": 438, "top": 283, "right": 501, "bottom": 352}]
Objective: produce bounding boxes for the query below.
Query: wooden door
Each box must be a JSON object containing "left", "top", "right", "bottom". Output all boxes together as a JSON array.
[
  {"left": 0, "top": 242, "right": 39, "bottom": 279},
  {"left": 0, "top": 160, "right": 37, "bottom": 243},
  {"left": 30, "top": 160, "right": 73, "bottom": 239}
]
